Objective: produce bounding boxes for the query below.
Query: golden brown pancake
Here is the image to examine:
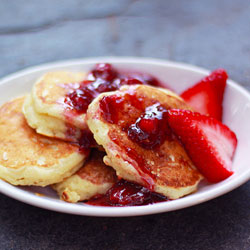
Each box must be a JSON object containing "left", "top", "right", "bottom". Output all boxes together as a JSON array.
[
  {"left": 53, "top": 150, "right": 117, "bottom": 203},
  {"left": 24, "top": 71, "right": 87, "bottom": 141},
  {"left": 87, "top": 85, "right": 203, "bottom": 199},
  {"left": 0, "top": 96, "right": 88, "bottom": 186}
]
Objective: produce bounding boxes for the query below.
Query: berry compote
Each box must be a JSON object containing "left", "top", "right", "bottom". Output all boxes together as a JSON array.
[
  {"left": 78, "top": 129, "right": 96, "bottom": 153},
  {"left": 64, "top": 63, "right": 161, "bottom": 115},
  {"left": 86, "top": 179, "right": 168, "bottom": 206},
  {"left": 127, "top": 103, "right": 171, "bottom": 149},
  {"left": 99, "top": 94, "right": 171, "bottom": 150}
]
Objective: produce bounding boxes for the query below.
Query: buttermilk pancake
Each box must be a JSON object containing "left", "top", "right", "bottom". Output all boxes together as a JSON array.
[
  {"left": 0, "top": 96, "right": 88, "bottom": 186},
  {"left": 87, "top": 85, "right": 203, "bottom": 199},
  {"left": 53, "top": 150, "right": 117, "bottom": 203},
  {"left": 23, "top": 71, "right": 87, "bottom": 142}
]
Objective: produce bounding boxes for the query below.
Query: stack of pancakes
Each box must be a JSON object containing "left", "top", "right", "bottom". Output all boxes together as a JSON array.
[{"left": 0, "top": 71, "right": 202, "bottom": 203}]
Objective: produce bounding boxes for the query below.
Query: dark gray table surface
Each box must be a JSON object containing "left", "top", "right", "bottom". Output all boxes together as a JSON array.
[{"left": 0, "top": 1, "right": 249, "bottom": 249}]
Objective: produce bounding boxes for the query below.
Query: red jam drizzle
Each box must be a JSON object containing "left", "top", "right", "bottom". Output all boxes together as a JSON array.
[
  {"left": 99, "top": 92, "right": 144, "bottom": 125},
  {"left": 86, "top": 179, "right": 168, "bottom": 207},
  {"left": 99, "top": 95, "right": 125, "bottom": 124},
  {"left": 99, "top": 95, "right": 171, "bottom": 150},
  {"left": 127, "top": 103, "right": 171, "bottom": 149},
  {"left": 64, "top": 123, "right": 96, "bottom": 154},
  {"left": 88, "top": 63, "right": 118, "bottom": 82},
  {"left": 110, "top": 135, "right": 155, "bottom": 190},
  {"left": 64, "top": 63, "right": 161, "bottom": 115},
  {"left": 78, "top": 129, "right": 96, "bottom": 153},
  {"left": 64, "top": 82, "right": 95, "bottom": 114},
  {"left": 122, "top": 72, "right": 160, "bottom": 87}
]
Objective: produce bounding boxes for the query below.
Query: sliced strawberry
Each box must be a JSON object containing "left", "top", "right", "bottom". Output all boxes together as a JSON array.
[
  {"left": 181, "top": 69, "right": 228, "bottom": 121},
  {"left": 167, "top": 109, "right": 237, "bottom": 183}
]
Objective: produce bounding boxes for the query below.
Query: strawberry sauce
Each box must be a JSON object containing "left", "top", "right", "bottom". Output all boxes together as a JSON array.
[
  {"left": 64, "top": 124, "right": 96, "bottom": 154},
  {"left": 78, "top": 129, "right": 96, "bottom": 153},
  {"left": 99, "top": 95, "right": 125, "bottom": 124},
  {"left": 86, "top": 179, "right": 168, "bottom": 206},
  {"left": 110, "top": 135, "right": 155, "bottom": 189},
  {"left": 127, "top": 103, "right": 171, "bottom": 149},
  {"left": 99, "top": 94, "right": 171, "bottom": 150},
  {"left": 63, "top": 63, "right": 161, "bottom": 152},
  {"left": 64, "top": 63, "right": 160, "bottom": 114}
]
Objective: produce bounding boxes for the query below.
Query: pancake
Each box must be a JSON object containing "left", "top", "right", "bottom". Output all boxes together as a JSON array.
[
  {"left": 24, "top": 71, "right": 87, "bottom": 141},
  {"left": 53, "top": 150, "right": 117, "bottom": 203},
  {"left": 87, "top": 85, "right": 203, "bottom": 199},
  {"left": 23, "top": 94, "right": 82, "bottom": 141},
  {"left": 0, "top": 96, "right": 88, "bottom": 186}
]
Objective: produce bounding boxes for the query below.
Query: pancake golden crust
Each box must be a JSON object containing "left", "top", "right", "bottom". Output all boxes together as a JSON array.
[
  {"left": 87, "top": 85, "right": 203, "bottom": 199},
  {"left": 26, "top": 71, "right": 88, "bottom": 141},
  {"left": 53, "top": 150, "right": 117, "bottom": 203},
  {"left": 0, "top": 96, "right": 88, "bottom": 186}
]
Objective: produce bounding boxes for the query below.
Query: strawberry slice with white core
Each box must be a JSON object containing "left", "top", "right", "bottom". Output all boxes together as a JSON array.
[
  {"left": 181, "top": 69, "right": 228, "bottom": 121},
  {"left": 167, "top": 109, "right": 237, "bottom": 183}
]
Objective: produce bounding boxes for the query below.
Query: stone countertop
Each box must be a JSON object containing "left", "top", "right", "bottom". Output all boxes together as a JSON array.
[{"left": 0, "top": 1, "right": 249, "bottom": 249}]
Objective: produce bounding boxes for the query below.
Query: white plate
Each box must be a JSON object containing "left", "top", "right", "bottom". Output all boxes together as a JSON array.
[{"left": 0, "top": 57, "right": 249, "bottom": 217}]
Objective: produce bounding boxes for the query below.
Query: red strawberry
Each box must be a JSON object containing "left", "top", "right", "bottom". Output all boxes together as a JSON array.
[
  {"left": 167, "top": 109, "right": 237, "bottom": 183},
  {"left": 181, "top": 69, "right": 228, "bottom": 121}
]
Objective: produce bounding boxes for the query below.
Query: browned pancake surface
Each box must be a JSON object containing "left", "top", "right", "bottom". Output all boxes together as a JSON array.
[
  {"left": 53, "top": 149, "right": 117, "bottom": 202},
  {"left": 77, "top": 150, "right": 117, "bottom": 185},
  {"left": 0, "top": 97, "right": 81, "bottom": 168}
]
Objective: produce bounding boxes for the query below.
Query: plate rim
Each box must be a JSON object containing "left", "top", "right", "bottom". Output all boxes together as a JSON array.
[{"left": 0, "top": 56, "right": 249, "bottom": 217}]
